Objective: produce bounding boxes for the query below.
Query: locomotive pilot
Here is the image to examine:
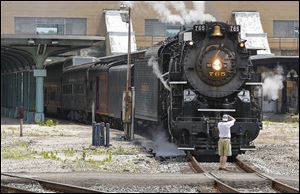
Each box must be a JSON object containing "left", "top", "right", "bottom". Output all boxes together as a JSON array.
[{"left": 218, "top": 114, "right": 236, "bottom": 170}]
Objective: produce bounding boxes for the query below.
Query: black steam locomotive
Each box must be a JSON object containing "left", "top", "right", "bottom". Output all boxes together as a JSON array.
[{"left": 45, "top": 22, "right": 263, "bottom": 156}]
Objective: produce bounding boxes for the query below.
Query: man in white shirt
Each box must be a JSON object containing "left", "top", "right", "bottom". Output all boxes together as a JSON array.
[{"left": 217, "top": 114, "right": 236, "bottom": 170}]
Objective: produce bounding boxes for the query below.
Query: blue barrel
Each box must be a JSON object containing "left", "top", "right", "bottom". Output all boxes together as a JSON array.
[
  {"left": 100, "top": 122, "right": 105, "bottom": 146},
  {"left": 105, "top": 123, "right": 110, "bottom": 147},
  {"left": 95, "top": 123, "right": 101, "bottom": 146},
  {"left": 92, "top": 122, "right": 96, "bottom": 146}
]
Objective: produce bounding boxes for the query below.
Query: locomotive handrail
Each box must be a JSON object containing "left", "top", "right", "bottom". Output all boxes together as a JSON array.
[
  {"left": 197, "top": 108, "right": 236, "bottom": 112},
  {"left": 176, "top": 116, "right": 259, "bottom": 122}
]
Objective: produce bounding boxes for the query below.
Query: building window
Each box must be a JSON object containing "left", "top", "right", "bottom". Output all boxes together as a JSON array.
[
  {"left": 145, "top": 19, "right": 181, "bottom": 37},
  {"left": 15, "top": 17, "right": 87, "bottom": 35},
  {"left": 273, "top": 20, "right": 299, "bottom": 38}
]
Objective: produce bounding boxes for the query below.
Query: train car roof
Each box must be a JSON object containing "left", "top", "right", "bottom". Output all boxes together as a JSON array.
[
  {"left": 97, "top": 50, "right": 146, "bottom": 63},
  {"left": 61, "top": 50, "right": 145, "bottom": 73},
  {"left": 251, "top": 54, "right": 299, "bottom": 72}
]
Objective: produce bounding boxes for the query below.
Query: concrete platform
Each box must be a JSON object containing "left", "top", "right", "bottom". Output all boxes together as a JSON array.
[
  {"left": 1, "top": 172, "right": 213, "bottom": 187},
  {"left": 2, "top": 172, "right": 298, "bottom": 189}
]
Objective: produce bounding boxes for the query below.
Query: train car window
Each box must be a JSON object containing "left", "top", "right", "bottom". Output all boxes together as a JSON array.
[
  {"left": 62, "top": 84, "right": 72, "bottom": 94},
  {"left": 73, "top": 84, "right": 84, "bottom": 94}
]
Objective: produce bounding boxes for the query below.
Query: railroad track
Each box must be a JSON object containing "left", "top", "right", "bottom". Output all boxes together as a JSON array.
[
  {"left": 1, "top": 173, "right": 104, "bottom": 193},
  {"left": 235, "top": 157, "right": 299, "bottom": 193},
  {"left": 188, "top": 156, "right": 240, "bottom": 193},
  {"left": 188, "top": 156, "right": 299, "bottom": 193}
]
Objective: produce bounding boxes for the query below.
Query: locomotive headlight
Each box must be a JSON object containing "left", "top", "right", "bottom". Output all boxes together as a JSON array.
[
  {"left": 188, "top": 41, "right": 194, "bottom": 46},
  {"left": 212, "top": 59, "right": 222, "bottom": 71}
]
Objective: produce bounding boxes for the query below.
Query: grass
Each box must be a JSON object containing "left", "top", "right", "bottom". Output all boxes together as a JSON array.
[
  {"left": 62, "top": 148, "right": 76, "bottom": 157},
  {"left": 36, "top": 119, "right": 58, "bottom": 127},
  {"left": 263, "top": 120, "right": 272, "bottom": 127},
  {"left": 1, "top": 147, "right": 32, "bottom": 159},
  {"left": 41, "top": 150, "right": 58, "bottom": 160},
  {"left": 85, "top": 152, "right": 113, "bottom": 169},
  {"left": 16, "top": 141, "right": 29, "bottom": 148},
  {"left": 113, "top": 146, "right": 129, "bottom": 155},
  {"left": 1, "top": 141, "right": 34, "bottom": 160}
]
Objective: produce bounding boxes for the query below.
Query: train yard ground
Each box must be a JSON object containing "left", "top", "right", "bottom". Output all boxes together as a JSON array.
[{"left": 1, "top": 115, "right": 299, "bottom": 192}]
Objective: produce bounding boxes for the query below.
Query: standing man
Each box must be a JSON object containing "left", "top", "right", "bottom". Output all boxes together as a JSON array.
[{"left": 218, "top": 114, "right": 236, "bottom": 170}]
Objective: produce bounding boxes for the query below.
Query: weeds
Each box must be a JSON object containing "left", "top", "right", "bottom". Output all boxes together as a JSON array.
[
  {"left": 82, "top": 150, "right": 87, "bottom": 160},
  {"left": 1, "top": 147, "right": 34, "bottom": 160},
  {"left": 62, "top": 148, "right": 75, "bottom": 157},
  {"left": 36, "top": 119, "right": 58, "bottom": 127},
  {"left": 114, "top": 146, "right": 127, "bottom": 155},
  {"left": 41, "top": 151, "right": 58, "bottom": 160},
  {"left": 16, "top": 141, "right": 29, "bottom": 148}
]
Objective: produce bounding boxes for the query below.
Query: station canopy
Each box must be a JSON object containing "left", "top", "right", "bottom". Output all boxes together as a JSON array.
[{"left": 1, "top": 34, "right": 105, "bottom": 73}]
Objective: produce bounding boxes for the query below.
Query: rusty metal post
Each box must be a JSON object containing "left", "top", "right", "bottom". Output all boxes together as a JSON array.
[
  {"left": 18, "top": 106, "right": 24, "bottom": 137},
  {"left": 20, "top": 119, "right": 23, "bottom": 137}
]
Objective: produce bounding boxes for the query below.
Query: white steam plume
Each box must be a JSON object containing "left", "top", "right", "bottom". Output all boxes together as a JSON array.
[
  {"left": 121, "top": 1, "right": 215, "bottom": 24},
  {"left": 152, "top": 130, "right": 185, "bottom": 157},
  {"left": 147, "top": 56, "right": 171, "bottom": 91},
  {"left": 262, "top": 66, "right": 284, "bottom": 101},
  {"left": 141, "top": 128, "right": 185, "bottom": 157}
]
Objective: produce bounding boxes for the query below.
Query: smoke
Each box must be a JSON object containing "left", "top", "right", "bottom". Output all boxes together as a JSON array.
[
  {"left": 261, "top": 66, "right": 284, "bottom": 101},
  {"left": 141, "top": 128, "right": 185, "bottom": 157},
  {"left": 121, "top": 1, "right": 215, "bottom": 24},
  {"left": 147, "top": 56, "right": 171, "bottom": 91}
]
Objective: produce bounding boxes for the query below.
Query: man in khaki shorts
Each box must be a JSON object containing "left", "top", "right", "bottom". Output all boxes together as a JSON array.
[{"left": 218, "top": 114, "right": 236, "bottom": 170}]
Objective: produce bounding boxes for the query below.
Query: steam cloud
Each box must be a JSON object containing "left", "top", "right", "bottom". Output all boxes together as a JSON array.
[
  {"left": 141, "top": 128, "right": 185, "bottom": 157},
  {"left": 121, "top": 1, "right": 215, "bottom": 24},
  {"left": 147, "top": 56, "right": 171, "bottom": 91},
  {"left": 262, "top": 66, "right": 284, "bottom": 101}
]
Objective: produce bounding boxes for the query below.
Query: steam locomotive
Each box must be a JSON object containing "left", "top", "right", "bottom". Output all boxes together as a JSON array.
[{"left": 45, "top": 22, "right": 263, "bottom": 156}]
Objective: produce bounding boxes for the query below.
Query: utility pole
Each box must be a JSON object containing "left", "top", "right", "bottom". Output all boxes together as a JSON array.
[
  {"left": 121, "top": 4, "right": 133, "bottom": 140},
  {"left": 126, "top": 6, "right": 133, "bottom": 140}
]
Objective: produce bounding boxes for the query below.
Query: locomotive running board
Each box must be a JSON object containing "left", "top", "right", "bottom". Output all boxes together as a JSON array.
[
  {"left": 240, "top": 148, "right": 257, "bottom": 151},
  {"left": 178, "top": 147, "right": 195, "bottom": 150},
  {"left": 198, "top": 109, "right": 236, "bottom": 112}
]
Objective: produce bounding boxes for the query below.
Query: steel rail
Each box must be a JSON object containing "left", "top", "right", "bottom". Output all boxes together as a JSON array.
[
  {"left": 188, "top": 155, "right": 205, "bottom": 173},
  {"left": 236, "top": 157, "right": 299, "bottom": 193},
  {"left": 1, "top": 185, "right": 36, "bottom": 193},
  {"left": 188, "top": 156, "right": 240, "bottom": 193},
  {"left": 1, "top": 173, "right": 104, "bottom": 193},
  {"left": 211, "top": 176, "right": 240, "bottom": 193}
]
